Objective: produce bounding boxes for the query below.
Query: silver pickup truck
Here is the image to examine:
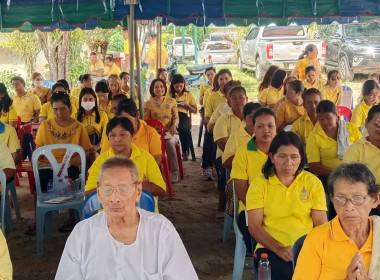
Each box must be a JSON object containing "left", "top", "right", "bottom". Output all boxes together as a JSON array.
[{"left": 237, "top": 25, "right": 325, "bottom": 80}]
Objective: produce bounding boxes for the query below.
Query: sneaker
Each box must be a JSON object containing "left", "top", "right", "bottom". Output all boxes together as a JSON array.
[
  {"left": 171, "top": 171, "right": 180, "bottom": 183},
  {"left": 203, "top": 167, "right": 213, "bottom": 181}
]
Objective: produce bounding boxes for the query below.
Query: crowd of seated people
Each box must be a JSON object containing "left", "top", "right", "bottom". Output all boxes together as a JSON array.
[{"left": 1, "top": 51, "right": 380, "bottom": 279}]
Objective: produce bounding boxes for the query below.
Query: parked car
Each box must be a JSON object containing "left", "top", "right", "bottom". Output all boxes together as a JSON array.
[
  {"left": 198, "top": 41, "right": 236, "bottom": 64},
  {"left": 167, "top": 37, "right": 195, "bottom": 58},
  {"left": 237, "top": 25, "right": 325, "bottom": 80},
  {"left": 204, "top": 32, "right": 238, "bottom": 42},
  {"left": 316, "top": 22, "right": 380, "bottom": 81}
]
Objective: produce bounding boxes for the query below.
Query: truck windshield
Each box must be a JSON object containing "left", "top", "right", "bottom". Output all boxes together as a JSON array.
[
  {"left": 344, "top": 23, "right": 380, "bottom": 37},
  {"left": 262, "top": 26, "right": 305, "bottom": 37},
  {"left": 174, "top": 38, "right": 193, "bottom": 44},
  {"left": 206, "top": 43, "right": 233, "bottom": 51}
]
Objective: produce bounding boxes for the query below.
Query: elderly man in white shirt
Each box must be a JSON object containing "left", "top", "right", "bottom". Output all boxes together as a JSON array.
[{"left": 55, "top": 156, "right": 198, "bottom": 280}]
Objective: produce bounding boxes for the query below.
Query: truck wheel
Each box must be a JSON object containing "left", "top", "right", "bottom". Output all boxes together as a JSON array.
[
  {"left": 237, "top": 54, "right": 244, "bottom": 71},
  {"left": 339, "top": 56, "right": 354, "bottom": 81},
  {"left": 255, "top": 58, "right": 264, "bottom": 81}
]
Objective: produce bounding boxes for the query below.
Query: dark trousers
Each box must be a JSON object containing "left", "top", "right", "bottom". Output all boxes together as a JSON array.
[
  {"left": 254, "top": 248, "right": 293, "bottom": 280},
  {"left": 202, "top": 130, "right": 216, "bottom": 168},
  {"left": 38, "top": 167, "right": 80, "bottom": 193},
  {"left": 215, "top": 157, "right": 226, "bottom": 191},
  {"left": 238, "top": 211, "right": 256, "bottom": 254},
  {"left": 178, "top": 112, "right": 192, "bottom": 154}
]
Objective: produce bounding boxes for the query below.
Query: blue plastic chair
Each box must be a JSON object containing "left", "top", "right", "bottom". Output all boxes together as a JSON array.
[
  {"left": 222, "top": 169, "right": 233, "bottom": 242},
  {"left": 292, "top": 234, "right": 307, "bottom": 270},
  {"left": 7, "top": 178, "right": 21, "bottom": 220},
  {"left": 83, "top": 190, "right": 155, "bottom": 219},
  {"left": 32, "top": 144, "right": 86, "bottom": 257},
  {"left": 232, "top": 182, "right": 247, "bottom": 280},
  {"left": 0, "top": 170, "right": 13, "bottom": 234}
]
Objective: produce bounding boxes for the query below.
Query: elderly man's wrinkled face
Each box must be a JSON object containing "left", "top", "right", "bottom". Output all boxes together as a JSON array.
[
  {"left": 98, "top": 166, "right": 142, "bottom": 219},
  {"left": 332, "top": 179, "right": 380, "bottom": 225}
]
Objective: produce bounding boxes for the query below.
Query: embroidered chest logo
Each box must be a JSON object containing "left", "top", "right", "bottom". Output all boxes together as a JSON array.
[
  {"left": 300, "top": 186, "right": 310, "bottom": 202},
  {"left": 47, "top": 121, "right": 79, "bottom": 140}
]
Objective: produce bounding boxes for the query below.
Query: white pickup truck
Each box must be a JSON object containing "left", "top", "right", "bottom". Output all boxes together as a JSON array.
[
  {"left": 167, "top": 37, "right": 195, "bottom": 58},
  {"left": 237, "top": 25, "right": 326, "bottom": 80}
]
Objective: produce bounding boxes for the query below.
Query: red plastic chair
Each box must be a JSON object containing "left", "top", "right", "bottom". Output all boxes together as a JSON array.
[{"left": 337, "top": 106, "right": 352, "bottom": 122}]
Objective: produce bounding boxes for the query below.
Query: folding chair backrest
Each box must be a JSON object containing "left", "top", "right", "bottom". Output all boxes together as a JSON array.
[
  {"left": 292, "top": 234, "right": 307, "bottom": 270},
  {"left": 145, "top": 119, "right": 165, "bottom": 154},
  {"left": 337, "top": 106, "right": 352, "bottom": 122},
  {"left": 31, "top": 144, "right": 86, "bottom": 200},
  {"left": 137, "top": 190, "right": 155, "bottom": 212},
  {"left": 0, "top": 170, "right": 6, "bottom": 234},
  {"left": 340, "top": 86, "right": 353, "bottom": 110}
]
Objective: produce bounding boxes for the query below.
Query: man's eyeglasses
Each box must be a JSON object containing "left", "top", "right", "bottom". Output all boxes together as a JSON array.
[
  {"left": 331, "top": 195, "right": 371, "bottom": 206},
  {"left": 97, "top": 182, "right": 139, "bottom": 196}
]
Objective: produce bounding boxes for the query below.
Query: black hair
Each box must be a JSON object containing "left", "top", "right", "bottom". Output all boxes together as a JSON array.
[
  {"left": 112, "top": 94, "right": 128, "bottom": 103},
  {"left": 305, "top": 65, "right": 317, "bottom": 75},
  {"left": 77, "top": 88, "right": 100, "bottom": 123},
  {"left": 156, "top": 68, "right": 167, "bottom": 79},
  {"left": 0, "top": 83, "right": 13, "bottom": 113},
  {"left": 119, "top": 72, "right": 129, "bottom": 80},
  {"left": 217, "top": 68, "right": 232, "bottom": 78},
  {"left": 56, "top": 79, "right": 71, "bottom": 93},
  {"left": 298, "top": 44, "right": 317, "bottom": 60},
  {"left": 11, "top": 76, "right": 25, "bottom": 86},
  {"left": 316, "top": 100, "right": 337, "bottom": 115},
  {"left": 170, "top": 74, "right": 189, "bottom": 98},
  {"left": 367, "top": 104, "right": 380, "bottom": 122},
  {"left": 116, "top": 99, "right": 138, "bottom": 118},
  {"left": 52, "top": 82, "right": 69, "bottom": 93},
  {"left": 0, "top": 101, "right": 3, "bottom": 112},
  {"left": 205, "top": 67, "right": 216, "bottom": 74},
  {"left": 270, "top": 69, "right": 287, "bottom": 89},
  {"left": 106, "top": 116, "right": 134, "bottom": 137},
  {"left": 302, "top": 88, "right": 322, "bottom": 102},
  {"left": 90, "top": 52, "right": 97, "bottom": 56},
  {"left": 105, "top": 57, "right": 114, "bottom": 63},
  {"left": 287, "top": 80, "right": 304, "bottom": 94},
  {"left": 262, "top": 131, "right": 306, "bottom": 179},
  {"left": 259, "top": 65, "right": 279, "bottom": 92},
  {"left": 50, "top": 91, "right": 71, "bottom": 108},
  {"left": 80, "top": 74, "right": 91, "bottom": 83},
  {"left": 229, "top": 86, "right": 247, "bottom": 98},
  {"left": 362, "top": 79, "right": 380, "bottom": 96},
  {"left": 224, "top": 80, "right": 242, "bottom": 97},
  {"left": 252, "top": 107, "right": 277, "bottom": 124},
  {"left": 327, "top": 162, "right": 380, "bottom": 196},
  {"left": 95, "top": 80, "right": 110, "bottom": 94},
  {"left": 243, "top": 102, "right": 261, "bottom": 117},
  {"left": 149, "top": 78, "right": 167, "bottom": 97},
  {"left": 326, "top": 70, "right": 340, "bottom": 85}
]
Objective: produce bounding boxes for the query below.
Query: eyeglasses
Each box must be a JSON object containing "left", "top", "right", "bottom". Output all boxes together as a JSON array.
[
  {"left": 331, "top": 195, "right": 371, "bottom": 206},
  {"left": 98, "top": 182, "right": 138, "bottom": 196}
]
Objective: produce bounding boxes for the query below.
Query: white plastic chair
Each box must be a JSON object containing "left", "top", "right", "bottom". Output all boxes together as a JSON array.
[
  {"left": 32, "top": 144, "right": 86, "bottom": 257},
  {"left": 0, "top": 170, "right": 13, "bottom": 234}
]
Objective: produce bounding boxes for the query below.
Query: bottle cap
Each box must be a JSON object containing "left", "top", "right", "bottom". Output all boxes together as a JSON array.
[{"left": 261, "top": 253, "right": 268, "bottom": 259}]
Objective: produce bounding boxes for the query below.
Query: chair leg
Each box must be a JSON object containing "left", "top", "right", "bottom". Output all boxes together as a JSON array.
[
  {"left": 222, "top": 212, "right": 233, "bottom": 242},
  {"left": 198, "top": 119, "right": 204, "bottom": 147},
  {"left": 232, "top": 233, "right": 247, "bottom": 280},
  {"left": 45, "top": 211, "right": 53, "bottom": 240},
  {"left": 175, "top": 145, "right": 184, "bottom": 180},
  {"left": 15, "top": 173, "right": 20, "bottom": 186},
  {"left": 27, "top": 171, "right": 35, "bottom": 194},
  {"left": 8, "top": 181, "right": 21, "bottom": 220},
  {"left": 189, "top": 134, "right": 196, "bottom": 161},
  {"left": 36, "top": 208, "right": 46, "bottom": 257},
  {"left": 4, "top": 192, "right": 13, "bottom": 232},
  {"left": 161, "top": 159, "right": 174, "bottom": 197}
]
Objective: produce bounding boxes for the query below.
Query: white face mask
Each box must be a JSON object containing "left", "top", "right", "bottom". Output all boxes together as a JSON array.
[
  {"left": 35, "top": 80, "right": 44, "bottom": 87},
  {"left": 81, "top": 101, "right": 95, "bottom": 111}
]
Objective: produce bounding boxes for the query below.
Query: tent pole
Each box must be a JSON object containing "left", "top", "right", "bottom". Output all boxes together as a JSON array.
[
  {"left": 134, "top": 20, "right": 144, "bottom": 119},
  {"left": 129, "top": 5, "right": 135, "bottom": 100}
]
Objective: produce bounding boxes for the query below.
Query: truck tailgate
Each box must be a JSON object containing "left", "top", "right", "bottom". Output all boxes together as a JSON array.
[{"left": 272, "top": 39, "right": 324, "bottom": 61}]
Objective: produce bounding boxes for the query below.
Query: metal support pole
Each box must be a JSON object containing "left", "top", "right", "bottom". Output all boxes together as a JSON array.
[
  {"left": 128, "top": 6, "right": 135, "bottom": 100},
  {"left": 181, "top": 26, "right": 185, "bottom": 60},
  {"left": 134, "top": 21, "right": 144, "bottom": 119},
  {"left": 194, "top": 25, "right": 198, "bottom": 65}
]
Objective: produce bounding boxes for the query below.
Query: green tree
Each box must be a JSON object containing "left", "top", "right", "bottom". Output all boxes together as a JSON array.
[
  {"left": 68, "top": 29, "right": 88, "bottom": 85},
  {"left": 108, "top": 27, "right": 124, "bottom": 52}
]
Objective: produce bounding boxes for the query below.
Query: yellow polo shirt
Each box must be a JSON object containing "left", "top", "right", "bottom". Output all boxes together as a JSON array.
[
  {"left": 276, "top": 101, "right": 305, "bottom": 129},
  {"left": 230, "top": 137, "right": 268, "bottom": 213},
  {"left": 293, "top": 217, "right": 373, "bottom": 280},
  {"left": 39, "top": 102, "right": 77, "bottom": 120},
  {"left": 90, "top": 60, "right": 104, "bottom": 71},
  {"left": 199, "top": 84, "right": 211, "bottom": 98},
  {"left": 306, "top": 122, "right": 361, "bottom": 169},
  {"left": 291, "top": 114, "right": 319, "bottom": 147},
  {"left": 123, "top": 38, "right": 142, "bottom": 69},
  {"left": 104, "top": 63, "right": 122, "bottom": 77},
  {"left": 28, "top": 87, "right": 52, "bottom": 104},
  {"left": 222, "top": 125, "right": 252, "bottom": 164},
  {"left": 351, "top": 100, "right": 371, "bottom": 129},
  {"left": 294, "top": 58, "right": 321, "bottom": 82},
  {"left": 13, "top": 93, "right": 41, "bottom": 123},
  {"left": 207, "top": 104, "right": 230, "bottom": 131},
  {"left": 79, "top": 111, "right": 108, "bottom": 138},
  {"left": 85, "top": 144, "right": 166, "bottom": 213},
  {"left": 99, "top": 101, "right": 114, "bottom": 120},
  {"left": 213, "top": 109, "right": 245, "bottom": 159},
  {"left": 321, "top": 85, "right": 343, "bottom": 105},
  {"left": 303, "top": 78, "right": 325, "bottom": 90},
  {"left": 0, "top": 230, "right": 12, "bottom": 280},
  {"left": 70, "top": 95, "right": 79, "bottom": 111},
  {"left": 71, "top": 87, "right": 81, "bottom": 98},
  {"left": 246, "top": 171, "right": 327, "bottom": 251},
  {"left": 203, "top": 88, "right": 212, "bottom": 109},
  {"left": 205, "top": 90, "right": 227, "bottom": 118},
  {"left": 258, "top": 87, "right": 284, "bottom": 106},
  {"left": 343, "top": 137, "right": 380, "bottom": 184},
  {"left": 0, "top": 122, "right": 20, "bottom": 153},
  {"left": 0, "top": 105, "right": 18, "bottom": 124},
  {"left": 174, "top": 91, "right": 197, "bottom": 114}
]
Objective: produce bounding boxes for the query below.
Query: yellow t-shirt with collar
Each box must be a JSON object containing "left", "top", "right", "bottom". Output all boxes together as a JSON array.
[
  {"left": 320, "top": 85, "right": 343, "bottom": 105},
  {"left": 71, "top": 87, "right": 81, "bottom": 99},
  {"left": 351, "top": 100, "right": 371, "bottom": 129},
  {"left": 0, "top": 228, "right": 12, "bottom": 280},
  {"left": 13, "top": 93, "right": 42, "bottom": 123},
  {"left": 39, "top": 102, "right": 77, "bottom": 120},
  {"left": 258, "top": 87, "right": 284, "bottom": 106},
  {"left": 78, "top": 111, "right": 109, "bottom": 138},
  {"left": 276, "top": 101, "right": 305, "bottom": 129},
  {"left": 85, "top": 144, "right": 166, "bottom": 213},
  {"left": 28, "top": 87, "right": 52, "bottom": 105},
  {"left": 294, "top": 57, "right": 321, "bottom": 82},
  {"left": 0, "top": 122, "right": 20, "bottom": 153},
  {"left": 207, "top": 104, "right": 230, "bottom": 132},
  {"left": 199, "top": 84, "right": 211, "bottom": 98},
  {"left": 104, "top": 63, "right": 121, "bottom": 77},
  {"left": 231, "top": 137, "right": 268, "bottom": 213},
  {"left": 98, "top": 101, "right": 114, "bottom": 120},
  {"left": 123, "top": 38, "right": 142, "bottom": 69},
  {"left": 291, "top": 114, "right": 319, "bottom": 147},
  {"left": 90, "top": 60, "right": 104, "bottom": 71},
  {"left": 222, "top": 125, "right": 252, "bottom": 165},
  {"left": 205, "top": 90, "right": 227, "bottom": 118},
  {"left": 213, "top": 109, "right": 245, "bottom": 159},
  {"left": 246, "top": 171, "right": 327, "bottom": 251},
  {"left": 0, "top": 105, "right": 18, "bottom": 124},
  {"left": 306, "top": 122, "right": 361, "bottom": 169},
  {"left": 174, "top": 91, "right": 197, "bottom": 114},
  {"left": 303, "top": 78, "right": 325, "bottom": 90}
]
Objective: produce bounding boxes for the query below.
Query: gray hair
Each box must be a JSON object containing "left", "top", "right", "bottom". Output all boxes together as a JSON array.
[
  {"left": 327, "top": 163, "right": 380, "bottom": 196},
  {"left": 97, "top": 156, "right": 139, "bottom": 184}
]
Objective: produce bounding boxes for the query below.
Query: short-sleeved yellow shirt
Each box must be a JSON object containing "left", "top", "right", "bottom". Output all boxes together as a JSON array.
[
  {"left": 104, "top": 63, "right": 121, "bottom": 77},
  {"left": 258, "top": 87, "right": 284, "bottom": 106},
  {"left": 303, "top": 78, "right": 325, "bottom": 90},
  {"left": 213, "top": 109, "right": 245, "bottom": 159},
  {"left": 320, "top": 85, "right": 343, "bottom": 105},
  {"left": 85, "top": 144, "right": 166, "bottom": 213},
  {"left": 70, "top": 95, "right": 79, "bottom": 111},
  {"left": 39, "top": 102, "right": 77, "bottom": 120},
  {"left": 0, "top": 229, "right": 12, "bottom": 280},
  {"left": 35, "top": 118, "right": 92, "bottom": 163},
  {"left": 343, "top": 137, "right": 380, "bottom": 184},
  {"left": 174, "top": 91, "right": 197, "bottom": 114},
  {"left": 98, "top": 101, "right": 114, "bottom": 120},
  {"left": 90, "top": 60, "right": 104, "bottom": 71},
  {"left": 71, "top": 87, "right": 81, "bottom": 98},
  {"left": 146, "top": 39, "right": 168, "bottom": 72},
  {"left": 79, "top": 111, "right": 108, "bottom": 139},
  {"left": 202, "top": 88, "right": 212, "bottom": 109},
  {"left": 294, "top": 58, "right": 321, "bottom": 82},
  {"left": 123, "top": 39, "right": 142, "bottom": 69},
  {"left": 291, "top": 114, "right": 319, "bottom": 147},
  {"left": 28, "top": 87, "right": 52, "bottom": 105},
  {"left": 222, "top": 125, "right": 252, "bottom": 165},
  {"left": 246, "top": 171, "right": 327, "bottom": 251},
  {"left": 276, "top": 101, "right": 305, "bottom": 129},
  {"left": 306, "top": 122, "right": 362, "bottom": 169},
  {"left": 13, "top": 93, "right": 42, "bottom": 123},
  {"left": 351, "top": 100, "right": 371, "bottom": 129},
  {"left": 293, "top": 217, "right": 373, "bottom": 280},
  {"left": 0, "top": 105, "right": 18, "bottom": 124},
  {"left": 0, "top": 122, "right": 20, "bottom": 153},
  {"left": 199, "top": 84, "right": 211, "bottom": 98},
  {"left": 207, "top": 104, "right": 230, "bottom": 131},
  {"left": 205, "top": 90, "right": 227, "bottom": 118},
  {"left": 143, "top": 97, "right": 178, "bottom": 132}
]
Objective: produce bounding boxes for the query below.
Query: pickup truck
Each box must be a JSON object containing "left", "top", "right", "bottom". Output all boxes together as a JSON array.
[
  {"left": 198, "top": 41, "right": 236, "bottom": 64},
  {"left": 237, "top": 25, "right": 325, "bottom": 80},
  {"left": 166, "top": 37, "right": 195, "bottom": 58},
  {"left": 316, "top": 22, "right": 380, "bottom": 81}
]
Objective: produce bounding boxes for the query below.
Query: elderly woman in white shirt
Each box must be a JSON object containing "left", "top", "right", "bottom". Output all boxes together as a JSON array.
[{"left": 55, "top": 156, "right": 198, "bottom": 280}]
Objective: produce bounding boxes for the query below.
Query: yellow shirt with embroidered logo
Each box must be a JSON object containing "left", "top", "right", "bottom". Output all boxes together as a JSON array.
[
  {"left": 205, "top": 90, "right": 227, "bottom": 118},
  {"left": 13, "top": 93, "right": 41, "bottom": 123},
  {"left": 306, "top": 122, "right": 361, "bottom": 169},
  {"left": 303, "top": 78, "right": 325, "bottom": 90},
  {"left": 291, "top": 114, "right": 319, "bottom": 147},
  {"left": 0, "top": 122, "right": 20, "bottom": 153},
  {"left": 351, "top": 100, "right": 371, "bottom": 129},
  {"left": 85, "top": 144, "right": 166, "bottom": 213},
  {"left": 246, "top": 171, "right": 327, "bottom": 251},
  {"left": 0, "top": 105, "right": 18, "bottom": 124},
  {"left": 320, "top": 85, "right": 343, "bottom": 105},
  {"left": 294, "top": 57, "right": 321, "bottom": 82},
  {"left": 276, "top": 101, "right": 305, "bottom": 129},
  {"left": 258, "top": 87, "right": 284, "bottom": 106}
]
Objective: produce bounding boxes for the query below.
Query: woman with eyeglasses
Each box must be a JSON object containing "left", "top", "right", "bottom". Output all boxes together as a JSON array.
[
  {"left": 293, "top": 163, "right": 380, "bottom": 280},
  {"left": 320, "top": 70, "right": 343, "bottom": 105}
]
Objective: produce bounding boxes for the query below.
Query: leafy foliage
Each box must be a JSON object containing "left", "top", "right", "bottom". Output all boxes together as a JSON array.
[
  {"left": 68, "top": 29, "right": 89, "bottom": 85},
  {"left": 0, "top": 69, "right": 21, "bottom": 96},
  {"left": 108, "top": 27, "right": 124, "bottom": 52}
]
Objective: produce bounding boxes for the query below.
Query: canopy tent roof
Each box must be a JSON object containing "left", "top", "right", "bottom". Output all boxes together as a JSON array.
[{"left": 1, "top": 0, "right": 380, "bottom": 31}]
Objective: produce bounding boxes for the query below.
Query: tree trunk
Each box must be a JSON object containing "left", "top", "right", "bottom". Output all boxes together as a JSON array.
[{"left": 57, "top": 31, "right": 70, "bottom": 80}]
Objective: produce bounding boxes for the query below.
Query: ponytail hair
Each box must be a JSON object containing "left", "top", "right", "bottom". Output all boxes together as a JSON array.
[{"left": 298, "top": 44, "right": 317, "bottom": 60}]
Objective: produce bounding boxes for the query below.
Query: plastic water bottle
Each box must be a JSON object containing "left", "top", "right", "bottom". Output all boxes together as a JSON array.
[{"left": 258, "top": 253, "right": 271, "bottom": 280}]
